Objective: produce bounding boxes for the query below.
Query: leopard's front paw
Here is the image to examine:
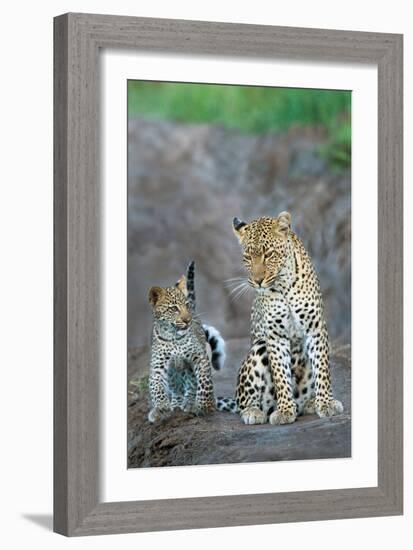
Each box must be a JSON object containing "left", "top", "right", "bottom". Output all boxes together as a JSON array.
[
  {"left": 302, "top": 397, "right": 316, "bottom": 415},
  {"left": 315, "top": 398, "right": 343, "bottom": 418},
  {"left": 195, "top": 400, "right": 216, "bottom": 415},
  {"left": 182, "top": 402, "right": 197, "bottom": 413},
  {"left": 269, "top": 405, "right": 297, "bottom": 425},
  {"left": 241, "top": 407, "right": 266, "bottom": 425},
  {"left": 148, "top": 407, "right": 168, "bottom": 423}
]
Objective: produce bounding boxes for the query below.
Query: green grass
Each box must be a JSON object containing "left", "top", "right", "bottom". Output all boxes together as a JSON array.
[
  {"left": 128, "top": 81, "right": 351, "bottom": 168},
  {"left": 320, "top": 118, "right": 351, "bottom": 170}
]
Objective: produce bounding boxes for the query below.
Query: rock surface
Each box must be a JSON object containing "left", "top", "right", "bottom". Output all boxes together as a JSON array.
[{"left": 128, "top": 339, "right": 351, "bottom": 468}]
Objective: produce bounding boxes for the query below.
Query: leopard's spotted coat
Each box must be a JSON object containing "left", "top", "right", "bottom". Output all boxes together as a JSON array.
[
  {"left": 147, "top": 261, "right": 225, "bottom": 423},
  {"left": 217, "top": 213, "right": 343, "bottom": 425}
]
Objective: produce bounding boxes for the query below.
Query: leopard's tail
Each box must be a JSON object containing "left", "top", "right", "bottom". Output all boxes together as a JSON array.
[
  {"left": 186, "top": 260, "right": 196, "bottom": 312},
  {"left": 216, "top": 396, "right": 237, "bottom": 413},
  {"left": 203, "top": 324, "right": 226, "bottom": 371}
]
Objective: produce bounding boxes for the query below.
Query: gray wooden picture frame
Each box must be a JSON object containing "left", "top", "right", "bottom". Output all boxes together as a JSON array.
[{"left": 54, "top": 12, "right": 403, "bottom": 536}]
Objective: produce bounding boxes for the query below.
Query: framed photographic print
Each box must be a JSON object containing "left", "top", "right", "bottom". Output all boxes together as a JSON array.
[{"left": 54, "top": 13, "right": 403, "bottom": 536}]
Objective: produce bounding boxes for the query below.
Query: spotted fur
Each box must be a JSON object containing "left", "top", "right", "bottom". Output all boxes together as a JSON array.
[
  {"left": 228, "top": 212, "right": 343, "bottom": 425},
  {"left": 147, "top": 261, "right": 225, "bottom": 422},
  {"left": 204, "top": 324, "right": 226, "bottom": 371}
]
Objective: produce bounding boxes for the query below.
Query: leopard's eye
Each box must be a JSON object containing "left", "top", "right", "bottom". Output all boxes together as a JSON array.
[
  {"left": 169, "top": 305, "right": 179, "bottom": 312},
  {"left": 264, "top": 250, "right": 275, "bottom": 260},
  {"left": 243, "top": 253, "right": 251, "bottom": 263}
]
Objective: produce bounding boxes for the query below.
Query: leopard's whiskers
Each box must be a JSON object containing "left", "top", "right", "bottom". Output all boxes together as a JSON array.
[
  {"left": 224, "top": 276, "right": 246, "bottom": 282},
  {"left": 191, "top": 312, "right": 206, "bottom": 320},
  {"left": 223, "top": 277, "right": 247, "bottom": 288},
  {"left": 229, "top": 281, "right": 251, "bottom": 303},
  {"left": 228, "top": 281, "right": 248, "bottom": 297},
  {"left": 230, "top": 288, "right": 249, "bottom": 304}
]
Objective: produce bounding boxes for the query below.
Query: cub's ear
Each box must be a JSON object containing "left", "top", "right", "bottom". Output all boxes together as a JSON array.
[
  {"left": 232, "top": 217, "right": 247, "bottom": 241},
  {"left": 277, "top": 211, "right": 291, "bottom": 233},
  {"left": 175, "top": 274, "right": 188, "bottom": 297},
  {"left": 148, "top": 286, "right": 165, "bottom": 306}
]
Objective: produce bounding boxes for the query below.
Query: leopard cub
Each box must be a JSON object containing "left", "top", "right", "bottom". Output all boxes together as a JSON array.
[{"left": 147, "top": 261, "right": 225, "bottom": 423}]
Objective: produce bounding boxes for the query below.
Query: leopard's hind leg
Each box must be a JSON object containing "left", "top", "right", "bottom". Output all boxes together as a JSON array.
[
  {"left": 290, "top": 340, "right": 315, "bottom": 416},
  {"left": 181, "top": 368, "right": 197, "bottom": 412},
  {"left": 236, "top": 340, "right": 275, "bottom": 425},
  {"left": 166, "top": 358, "right": 187, "bottom": 411}
]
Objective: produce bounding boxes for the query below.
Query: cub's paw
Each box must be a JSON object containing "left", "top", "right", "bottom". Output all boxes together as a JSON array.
[
  {"left": 182, "top": 402, "right": 197, "bottom": 414},
  {"left": 269, "top": 406, "right": 297, "bottom": 425},
  {"left": 302, "top": 398, "right": 316, "bottom": 415},
  {"left": 195, "top": 401, "right": 216, "bottom": 415},
  {"left": 241, "top": 407, "right": 266, "bottom": 425},
  {"left": 148, "top": 407, "right": 168, "bottom": 423},
  {"left": 315, "top": 398, "right": 343, "bottom": 418}
]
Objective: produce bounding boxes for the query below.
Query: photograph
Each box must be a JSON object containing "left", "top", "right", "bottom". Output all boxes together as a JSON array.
[{"left": 127, "top": 80, "right": 352, "bottom": 468}]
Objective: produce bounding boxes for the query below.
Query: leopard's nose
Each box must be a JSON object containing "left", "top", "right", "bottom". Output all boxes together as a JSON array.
[
  {"left": 255, "top": 277, "right": 264, "bottom": 286},
  {"left": 181, "top": 314, "right": 191, "bottom": 325}
]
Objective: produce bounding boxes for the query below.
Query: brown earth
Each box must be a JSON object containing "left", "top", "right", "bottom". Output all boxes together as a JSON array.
[{"left": 128, "top": 338, "right": 351, "bottom": 468}]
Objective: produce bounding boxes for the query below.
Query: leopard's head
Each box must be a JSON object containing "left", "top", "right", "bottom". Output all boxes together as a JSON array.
[
  {"left": 148, "top": 274, "right": 192, "bottom": 330},
  {"left": 232, "top": 212, "right": 291, "bottom": 290}
]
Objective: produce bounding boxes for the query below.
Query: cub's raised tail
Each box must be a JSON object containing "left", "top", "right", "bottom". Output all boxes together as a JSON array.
[
  {"left": 186, "top": 260, "right": 196, "bottom": 312},
  {"left": 203, "top": 324, "right": 226, "bottom": 371},
  {"left": 181, "top": 260, "right": 226, "bottom": 371}
]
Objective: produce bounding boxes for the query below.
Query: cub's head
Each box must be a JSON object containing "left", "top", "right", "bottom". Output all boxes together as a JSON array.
[
  {"left": 232, "top": 212, "right": 291, "bottom": 289},
  {"left": 148, "top": 273, "right": 192, "bottom": 330}
]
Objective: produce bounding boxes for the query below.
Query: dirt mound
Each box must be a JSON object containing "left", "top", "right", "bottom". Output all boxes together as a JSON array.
[{"left": 128, "top": 339, "right": 351, "bottom": 468}]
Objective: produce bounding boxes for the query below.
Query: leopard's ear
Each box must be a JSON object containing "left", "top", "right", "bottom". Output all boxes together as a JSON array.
[
  {"left": 175, "top": 274, "right": 188, "bottom": 297},
  {"left": 232, "top": 217, "right": 248, "bottom": 242},
  {"left": 148, "top": 286, "right": 165, "bottom": 306},
  {"left": 277, "top": 211, "right": 291, "bottom": 233}
]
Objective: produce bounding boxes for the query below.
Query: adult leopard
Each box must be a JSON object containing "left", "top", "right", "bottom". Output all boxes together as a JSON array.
[{"left": 218, "top": 212, "right": 343, "bottom": 425}]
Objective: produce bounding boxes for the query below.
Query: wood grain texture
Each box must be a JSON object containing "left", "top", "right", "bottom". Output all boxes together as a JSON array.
[
  {"left": 53, "top": 14, "right": 69, "bottom": 536},
  {"left": 53, "top": 13, "right": 403, "bottom": 536},
  {"left": 377, "top": 34, "right": 403, "bottom": 507},
  {"left": 54, "top": 13, "right": 100, "bottom": 535}
]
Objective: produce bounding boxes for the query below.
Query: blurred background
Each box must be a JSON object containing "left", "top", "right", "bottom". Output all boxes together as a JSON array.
[{"left": 127, "top": 81, "right": 351, "bottom": 348}]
